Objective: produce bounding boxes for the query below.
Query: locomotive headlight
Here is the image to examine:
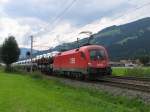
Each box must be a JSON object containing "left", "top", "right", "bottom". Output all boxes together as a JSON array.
[
  {"left": 97, "top": 64, "right": 103, "bottom": 66},
  {"left": 88, "top": 63, "right": 92, "bottom": 66}
]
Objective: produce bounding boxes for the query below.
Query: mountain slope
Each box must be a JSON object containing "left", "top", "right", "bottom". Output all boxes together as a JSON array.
[
  {"left": 52, "top": 17, "right": 150, "bottom": 60},
  {"left": 20, "top": 48, "right": 38, "bottom": 58}
]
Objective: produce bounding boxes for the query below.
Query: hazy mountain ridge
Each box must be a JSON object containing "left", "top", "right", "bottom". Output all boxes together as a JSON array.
[{"left": 20, "top": 48, "right": 38, "bottom": 59}]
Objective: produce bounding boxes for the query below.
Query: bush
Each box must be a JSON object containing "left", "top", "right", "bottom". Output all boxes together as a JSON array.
[{"left": 30, "top": 71, "right": 44, "bottom": 79}]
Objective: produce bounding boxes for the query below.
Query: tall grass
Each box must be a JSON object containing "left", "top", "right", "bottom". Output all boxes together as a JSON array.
[
  {"left": 0, "top": 70, "right": 150, "bottom": 112},
  {"left": 112, "top": 67, "right": 150, "bottom": 77}
]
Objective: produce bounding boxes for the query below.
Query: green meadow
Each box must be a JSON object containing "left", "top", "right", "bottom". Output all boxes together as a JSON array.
[
  {"left": 0, "top": 69, "right": 149, "bottom": 112},
  {"left": 112, "top": 67, "right": 150, "bottom": 77}
]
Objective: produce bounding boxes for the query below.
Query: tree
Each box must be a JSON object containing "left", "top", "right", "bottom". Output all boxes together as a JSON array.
[
  {"left": 1, "top": 36, "right": 20, "bottom": 71},
  {"left": 138, "top": 55, "right": 150, "bottom": 66}
]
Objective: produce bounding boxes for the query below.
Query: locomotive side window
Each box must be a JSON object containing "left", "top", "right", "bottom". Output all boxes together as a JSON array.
[
  {"left": 90, "top": 49, "right": 105, "bottom": 61},
  {"left": 80, "top": 52, "right": 86, "bottom": 59}
]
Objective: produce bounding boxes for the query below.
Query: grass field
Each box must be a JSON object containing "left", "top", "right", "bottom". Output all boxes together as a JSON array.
[
  {"left": 0, "top": 70, "right": 150, "bottom": 112},
  {"left": 112, "top": 67, "right": 150, "bottom": 77}
]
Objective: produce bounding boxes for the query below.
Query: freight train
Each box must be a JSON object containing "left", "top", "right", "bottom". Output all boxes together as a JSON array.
[{"left": 15, "top": 45, "right": 112, "bottom": 80}]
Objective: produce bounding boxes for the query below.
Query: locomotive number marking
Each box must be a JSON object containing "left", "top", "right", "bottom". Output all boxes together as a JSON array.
[{"left": 70, "top": 58, "right": 76, "bottom": 64}]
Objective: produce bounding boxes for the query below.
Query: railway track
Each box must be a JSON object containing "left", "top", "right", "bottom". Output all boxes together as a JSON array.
[
  {"left": 105, "top": 76, "right": 150, "bottom": 82},
  {"left": 43, "top": 71, "right": 150, "bottom": 93},
  {"left": 97, "top": 76, "right": 150, "bottom": 93},
  {"left": 45, "top": 74, "right": 150, "bottom": 103}
]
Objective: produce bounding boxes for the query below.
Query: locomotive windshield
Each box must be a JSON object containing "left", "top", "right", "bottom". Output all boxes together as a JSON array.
[{"left": 89, "top": 49, "right": 106, "bottom": 61}]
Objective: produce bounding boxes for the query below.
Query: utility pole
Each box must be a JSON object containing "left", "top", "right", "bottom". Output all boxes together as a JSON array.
[{"left": 30, "top": 35, "right": 33, "bottom": 73}]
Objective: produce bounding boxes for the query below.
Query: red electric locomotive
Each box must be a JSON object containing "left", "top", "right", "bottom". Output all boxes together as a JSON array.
[{"left": 53, "top": 45, "right": 112, "bottom": 79}]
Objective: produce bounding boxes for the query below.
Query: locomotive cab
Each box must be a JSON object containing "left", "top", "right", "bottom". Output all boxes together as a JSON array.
[
  {"left": 83, "top": 45, "right": 112, "bottom": 77},
  {"left": 88, "top": 49, "right": 108, "bottom": 68}
]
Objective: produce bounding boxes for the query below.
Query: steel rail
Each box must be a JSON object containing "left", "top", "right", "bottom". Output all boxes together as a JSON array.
[{"left": 97, "top": 77, "right": 150, "bottom": 93}]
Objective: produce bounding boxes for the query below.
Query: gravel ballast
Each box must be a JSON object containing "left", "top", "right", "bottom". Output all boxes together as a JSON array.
[{"left": 46, "top": 76, "right": 150, "bottom": 103}]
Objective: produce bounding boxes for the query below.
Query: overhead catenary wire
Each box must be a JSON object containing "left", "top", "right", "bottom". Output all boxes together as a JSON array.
[
  {"left": 35, "top": 1, "right": 150, "bottom": 38},
  {"left": 34, "top": 0, "right": 78, "bottom": 37},
  {"left": 112, "top": 1, "right": 150, "bottom": 20},
  {"left": 31, "top": 1, "right": 150, "bottom": 51},
  {"left": 30, "top": 0, "right": 78, "bottom": 50},
  {"left": 49, "top": 0, "right": 78, "bottom": 27},
  {"left": 19, "top": 1, "right": 150, "bottom": 61}
]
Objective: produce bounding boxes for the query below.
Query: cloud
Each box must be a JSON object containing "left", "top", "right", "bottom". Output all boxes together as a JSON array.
[
  {"left": 0, "top": 17, "right": 31, "bottom": 45},
  {"left": 3, "top": 0, "right": 132, "bottom": 25},
  {"left": 0, "top": 0, "right": 150, "bottom": 50},
  {"left": 0, "top": 0, "right": 9, "bottom": 4},
  {"left": 3, "top": 0, "right": 72, "bottom": 21},
  {"left": 33, "top": 1, "right": 150, "bottom": 50}
]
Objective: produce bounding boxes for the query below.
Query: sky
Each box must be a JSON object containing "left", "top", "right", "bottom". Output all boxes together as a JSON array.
[{"left": 0, "top": 0, "right": 150, "bottom": 50}]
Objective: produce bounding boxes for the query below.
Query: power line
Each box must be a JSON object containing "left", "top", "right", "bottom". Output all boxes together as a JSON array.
[
  {"left": 32, "top": 1, "right": 150, "bottom": 50},
  {"left": 31, "top": 0, "right": 78, "bottom": 50},
  {"left": 35, "top": 1, "right": 150, "bottom": 37},
  {"left": 35, "top": 0, "right": 78, "bottom": 37},
  {"left": 112, "top": 1, "right": 150, "bottom": 20},
  {"left": 50, "top": 0, "right": 77, "bottom": 26}
]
